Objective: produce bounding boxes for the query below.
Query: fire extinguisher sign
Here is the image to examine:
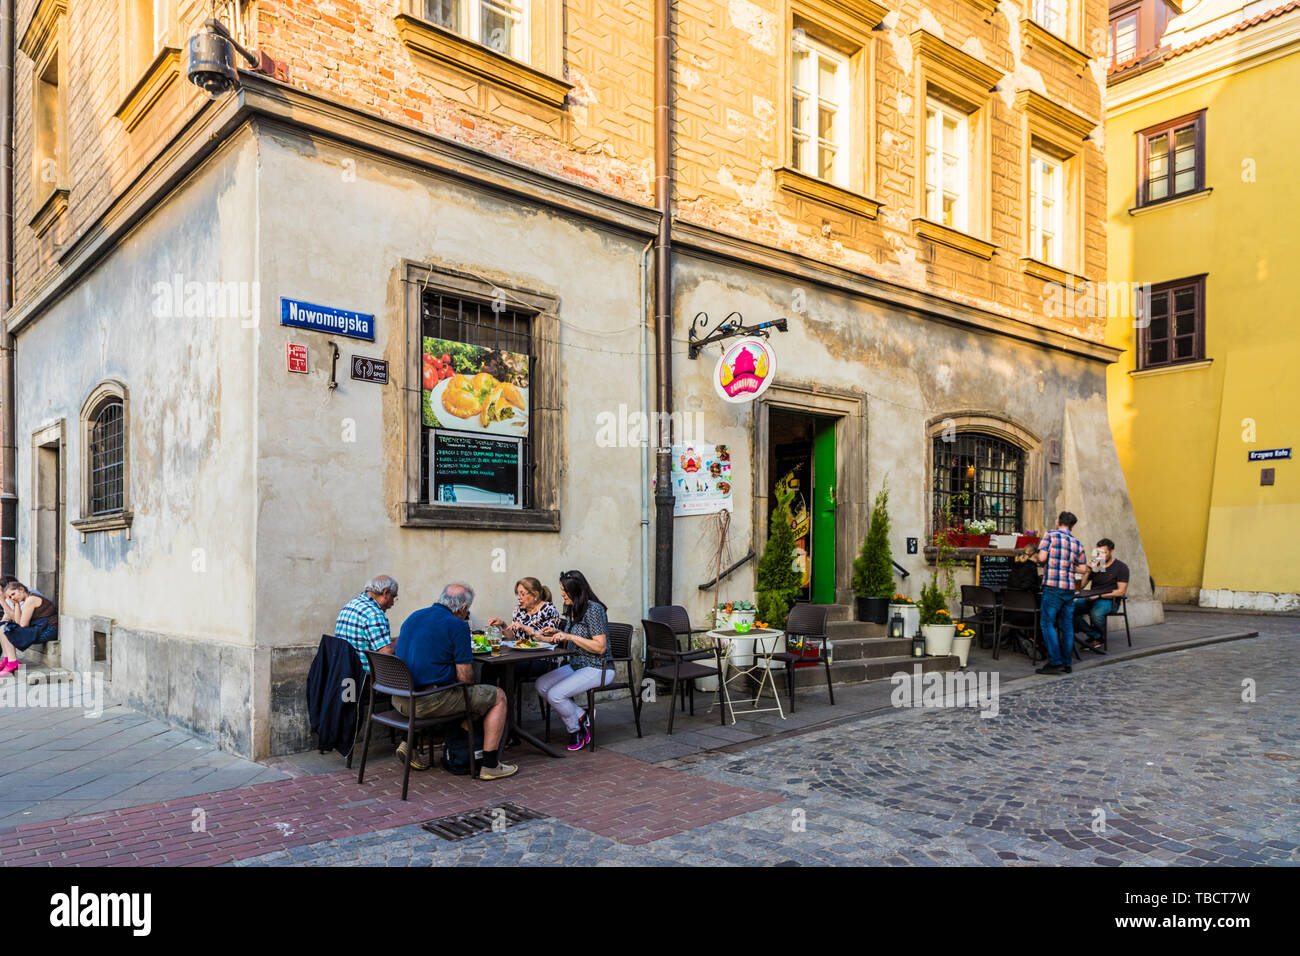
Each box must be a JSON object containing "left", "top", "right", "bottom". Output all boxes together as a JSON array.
[{"left": 286, "top": 343, "right": 308, "bottom": 374}]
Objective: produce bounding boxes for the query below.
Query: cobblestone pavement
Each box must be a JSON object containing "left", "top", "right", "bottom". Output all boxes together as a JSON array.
[{"left": 234, "top": 628, "right": 1300, "bottom": 866}]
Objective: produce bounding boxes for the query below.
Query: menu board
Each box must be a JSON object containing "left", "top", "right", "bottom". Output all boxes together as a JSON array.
[
  {"left": 431, "top": 430, "right": 523, "bottom": 508},
  {"left": 977, "top": 552, "right": 1014, "bottom": 589},
  {"left": 671, "top": 443, "right": 733, "bottom": 516}
]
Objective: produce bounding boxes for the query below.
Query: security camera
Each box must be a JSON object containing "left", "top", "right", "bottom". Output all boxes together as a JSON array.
[{"left": 186, "top": 18, "right": 277, "bottom": 99}]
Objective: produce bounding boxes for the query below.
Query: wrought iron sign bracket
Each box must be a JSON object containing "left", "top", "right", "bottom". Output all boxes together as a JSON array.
[{"left": 687, "top": 312, "right": 789, "bottom": 360}]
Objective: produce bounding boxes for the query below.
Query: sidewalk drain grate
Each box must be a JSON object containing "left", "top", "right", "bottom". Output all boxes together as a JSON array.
[{"left": 420, "top": 803, "right": 548, "bottom": 842}]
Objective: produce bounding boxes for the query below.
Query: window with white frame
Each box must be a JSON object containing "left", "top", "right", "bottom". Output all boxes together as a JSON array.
[
  {"left": 422, "top": 0, "right": 529, "bottom": 62},
  {"left": 790, "top": 35, "right": 849, "bottom": 186},
  {"left": 1029, "top": 150, "right": 1063, "bottom": 266},
  {"left": 1108, "top": 12, "right": 1138, "bottom": 67},
  {"left": 1032, "top": 0, "right": 1070, "bottom": 39},
  {"left": 924, "top": 99, "right": 968, "bottom": 231}
]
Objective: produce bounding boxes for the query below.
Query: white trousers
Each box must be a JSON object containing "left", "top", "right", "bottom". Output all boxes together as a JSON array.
[{"left": 535, "top": 663, "right": 611, "bottom": 732}]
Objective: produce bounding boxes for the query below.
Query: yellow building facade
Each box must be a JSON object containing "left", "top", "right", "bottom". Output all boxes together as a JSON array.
[{"left": 1106, "top": 0, "right": 1300, "bottom": 610}]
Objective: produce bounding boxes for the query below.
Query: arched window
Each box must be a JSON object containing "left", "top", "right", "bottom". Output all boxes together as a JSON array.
[
  {"left": 90, "top": 400, "right": 125, "bottom": 514},
  {"left": 932, "top": 432, "right": 1025, "bottom": 534},
  {"left": 75, "top": 381, "right": 132, "bottom": 536}
]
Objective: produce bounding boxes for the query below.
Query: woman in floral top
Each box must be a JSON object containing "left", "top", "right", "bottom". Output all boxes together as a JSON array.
[
  {"left": 485, "top": 578, "right": 561, "bottom": 687},
  {"left": 537, "top": 569, "right": 612, "bottom": 751}
]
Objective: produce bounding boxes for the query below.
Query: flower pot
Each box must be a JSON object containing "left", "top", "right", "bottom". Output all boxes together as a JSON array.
[
  {"left": 956, "top": 533, "right": 990, "bottom": 549},
  {"left": 888, "top": 603, "right": 920, "bottom": 637},
  {"left": 1015, "top": 535, "right": 1041, "bottom": 549},
  {"left": 951, "top": 634, "right": 973, "bottom": 667},
  {"left": 731, "top": 608, "right": 756, "bottom": 629},
  {"left": 922, "top": 623, "right": 956, "bottom": 657},
  {"left": 855, "top": 596, "right": 890, "bottom": 624}
]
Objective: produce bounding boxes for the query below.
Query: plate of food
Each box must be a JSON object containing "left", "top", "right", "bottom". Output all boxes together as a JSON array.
[
  {"left": 503, "top": 639, "right": 555, "bottom": 651},
  {"left": 429, "top": 373, "right": 529, "bottom": 437}
]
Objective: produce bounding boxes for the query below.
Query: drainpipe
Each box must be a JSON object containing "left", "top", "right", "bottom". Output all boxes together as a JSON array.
[
  {"left": 0, "top": 0, "right": 16, "bottom": 578},
  {"left": 652, "top": 0, "right": 675, "bottom": 607},
  {"left": 639, "top": 238, "right": 653, "bottom": 620}
]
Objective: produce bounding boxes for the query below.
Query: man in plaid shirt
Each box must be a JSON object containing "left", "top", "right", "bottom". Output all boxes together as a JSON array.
[
  {"left": 334, "top": 575, "right": 399, "bottom": 673},
  {"left": 1034, "top": 512, "right": 1089, "bottom": 674}
]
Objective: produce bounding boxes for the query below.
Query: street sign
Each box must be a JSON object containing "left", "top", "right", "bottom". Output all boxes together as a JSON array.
[
  {"left": 1247, "top": 448, "right": 1291, "bottom": 461},
  {"left": 286, "top": 343, "right": 308, "bottom": 374},
  {"left": 350, "top": 355, "right": 389, "bottom": 384},
  {"left": 280, "top": 297, "right": 375, "bottom": 341}
]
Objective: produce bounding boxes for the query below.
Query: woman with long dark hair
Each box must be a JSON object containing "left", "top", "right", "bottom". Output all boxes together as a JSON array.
[{"left": 536, "top": 569, "right": 611, "bottom": 751}]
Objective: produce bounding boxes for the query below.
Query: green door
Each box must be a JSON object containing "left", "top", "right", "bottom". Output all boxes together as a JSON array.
[{"left": 811, "top": 418, "right": 837, "bottom": 604}]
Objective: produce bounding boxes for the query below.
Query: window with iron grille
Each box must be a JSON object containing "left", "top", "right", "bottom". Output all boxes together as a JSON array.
[
  {"left": 932, "top": 433, "right": 1024, "bottom": 534},
  {"left": 419, "top": 291, "right": 535, "bottom": 508},
  {"left": 90, "top": 400, "right": 125, "bottom": 514}
]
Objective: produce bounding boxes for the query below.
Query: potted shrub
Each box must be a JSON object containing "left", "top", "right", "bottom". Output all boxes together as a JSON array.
[
  {"left": 951, "top": 623, "right": 976, "bottom": 667},
  {"left": 852, "top": 485, "right": 894, "bottom": 623},
  {"left": 756, "top": 485, "right": 802, "bottom": 630},
  {"left": 888, "top": 593, "right": 920, "bottom": 638},
  {"left": 919, "top": 512, "right": 960, "bottom": 656}
]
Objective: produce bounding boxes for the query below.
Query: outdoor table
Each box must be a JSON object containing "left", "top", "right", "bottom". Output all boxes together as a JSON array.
[
  {"left": 473, "top": 644, "right": 571, "bottom": 759},
  {"left": 705, "top": 627, "right": 786, "bottom": 723}
]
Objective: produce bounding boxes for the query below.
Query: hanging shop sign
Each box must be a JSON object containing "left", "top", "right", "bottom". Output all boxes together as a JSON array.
[
  {"left": 430, "top": 430, "right": 524, "bottom": 509},
  {"left": 286, "top": 343, "right": 308, "bottom": 374},
  {"left": 350, "top": 354, "right": 389, "bottom": 385},
  {"left": 670, "top": 443, "right": 733, "bottom": 517},
  {"left": 1247, "top": 448, "right": 1291, "bottom": 461},
  {"left": 280, "top": 298, "right": 375, "bottom": 341},
  {"left": 422, "top": 337, "right": 530, "bottom": 437},
  {"left": 713, "top": 337, "right": 776, "bottom": 403}
]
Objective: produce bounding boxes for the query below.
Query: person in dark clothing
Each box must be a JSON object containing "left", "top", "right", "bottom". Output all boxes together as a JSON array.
[
  {"left": 1, "top": 581, "right": 57, "bottom": 672},
  {"left": 1006, "top": 544, "right": 1041, "bottom": 593},
  {"left": 1075, "top": 538, "right": 1130, "bottom": 652}
]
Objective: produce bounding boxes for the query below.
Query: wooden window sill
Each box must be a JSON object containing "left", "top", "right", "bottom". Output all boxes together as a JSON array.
[
  {"left": 1129, "top": 187, "right": 1212, "bottom": 216},
  {"left": 1021, "top": 19, "right": 1090, "bottom": 73},
  {"left": 402, "top": 502, "right": 560, "bottom": 532},
  {"left": 72, "top": 511, "right": 133, "bottom": 539},
  {"left": 1130, "top": 359, "right": 1212, "bottom": 378},
  {"left": 912, "top": 218, "right": 997, "bottom": 260},
  {"left": 394, "top": 13, "right": 571, "bottom": 109},
  {"left": 29, "top": 185, "right": 68, "bottom": 236},
  {"left": 115, "top": 47, "right": 181, "bottom": 133},
  {"left": 775, "top": 167, "right": 883, "bottom": 219}
]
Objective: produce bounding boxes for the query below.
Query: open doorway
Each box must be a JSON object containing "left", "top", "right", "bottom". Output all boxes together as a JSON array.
[{"left": 767, "top": 408, "right": 837, "bottom": 604}]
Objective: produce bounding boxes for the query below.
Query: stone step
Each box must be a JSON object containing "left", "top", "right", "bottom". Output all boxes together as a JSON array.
[
  {"left": 822, "top": 603, "right": 853, "bottom": 622},
  {"left": 827, "top": 619, "right": 887, "bottom": 639},
  {"left": 826, "top": 636, "right": 913, "bottom": 660},
  {"left": 787, "top": 654, "right": 959, "bottom": 687},
  {"left": 5, "top": 663, "right": 74, "bottom": 684}
]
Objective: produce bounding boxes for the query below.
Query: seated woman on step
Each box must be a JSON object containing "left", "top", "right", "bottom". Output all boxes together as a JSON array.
[{"left": 1, "top": 581, "right": 59, "bottom": 673}]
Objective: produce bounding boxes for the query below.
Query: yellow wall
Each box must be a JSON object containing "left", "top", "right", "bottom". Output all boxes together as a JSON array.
[{"left": 1106, "top": 33, "right": 1300, "bottom": 599}]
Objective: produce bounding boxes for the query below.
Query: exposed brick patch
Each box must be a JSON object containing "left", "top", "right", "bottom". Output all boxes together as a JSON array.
[{"left": 0, "top": 748, "right": 779, "bottom": 865}]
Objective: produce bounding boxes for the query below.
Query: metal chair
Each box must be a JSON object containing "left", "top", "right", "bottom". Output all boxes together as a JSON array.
[
  {"left": 959, "top": 586, "right": 1001, "bottom": 650},
  {"left": 641, "top": 618, "right": 724, "bottom": 734},
  {"left": 768, "top": 603, "right": 833, "bottom": 713},
  {"left": 998, "top": 588, "right": 1042, "bottom": 662},
  {"left": 1103, "top": 595, "right": 1132, "bottom": 648},
  {"left": 583, "top": 622, "right": 641, "bottom": 750},
  {"left": 356, "top": 651, "right": 477, "bottom": 800}
]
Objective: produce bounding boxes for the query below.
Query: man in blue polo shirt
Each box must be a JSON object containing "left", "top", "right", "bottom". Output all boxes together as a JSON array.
[{"left": 394, "top": 584, "right": 517, "bottom": 780}]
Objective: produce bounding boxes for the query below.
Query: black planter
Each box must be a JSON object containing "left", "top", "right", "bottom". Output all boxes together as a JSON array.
[{"left": 855, "top": 597, "right": 890, "bottom": 624}]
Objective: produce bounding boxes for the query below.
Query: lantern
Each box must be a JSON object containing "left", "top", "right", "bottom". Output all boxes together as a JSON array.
[
  {"left": 889, "top": 612, "right": 906, "bottom": 640},
  {"left": 911, "top": 628, "right": 926, "bottom": 658}
]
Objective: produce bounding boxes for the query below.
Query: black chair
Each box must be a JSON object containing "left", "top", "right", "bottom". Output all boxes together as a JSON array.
[
  {"left": 547, "top": 622, "right": 640, "bottom": 751},
  {"left": 356, "top": 651, "right": 476, "bottom": 800},
  {"left": 648, "top": 605, "right": 710, "bottom": 651},
  {"left": 1103, "top": 595, "right": 1132, "bottom": 648},
  {"left": 998, "top": 588, "right": 1042, "bottom": 662},
  {"left": 959, "top": 586, "right": 1001, "bottom": 650},
  {"left": 641, "top": 618, "right": 725, "bottom": 734},
  {"left": 768, "top": 603, "right": 833, "bottom": 713}
]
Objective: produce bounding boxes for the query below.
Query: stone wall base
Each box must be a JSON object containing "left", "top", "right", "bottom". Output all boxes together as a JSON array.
[
  {"left": 1156, "top": 586, "right": 1201, "bottom": 605},
  {"left": 1199, "top": 589, "right": 1300, "bottom": 613}
]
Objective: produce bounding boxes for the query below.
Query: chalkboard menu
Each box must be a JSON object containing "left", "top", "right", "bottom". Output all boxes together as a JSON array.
[
  {"left": 431, "top": 430, "right": 523, "bottom": 508},
  {"left": 977, "top": 552, "right": 1014, "bottom": 589}
]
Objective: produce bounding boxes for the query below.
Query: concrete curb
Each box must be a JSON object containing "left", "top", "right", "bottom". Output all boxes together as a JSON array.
[{"left": 664, "top": 628, "right": 1263, "bottom": 765}]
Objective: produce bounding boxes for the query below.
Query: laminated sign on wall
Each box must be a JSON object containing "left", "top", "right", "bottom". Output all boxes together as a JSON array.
[{"left": 671, "top": 443, "right": 733, "bottom": 516}]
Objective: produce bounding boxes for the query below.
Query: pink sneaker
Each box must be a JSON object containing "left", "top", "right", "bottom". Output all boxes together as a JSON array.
[{"left": 1, "top": 660, "right": 19, "bottom": 675}]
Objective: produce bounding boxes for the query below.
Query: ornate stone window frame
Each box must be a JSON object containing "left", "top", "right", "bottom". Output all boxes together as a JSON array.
[
  {"left": 73, "top": 380, "right": 133, "bottom": 538},
  {"left": 20, "top": 0, "right": 69, "bottom": 234},
  {"left": 909, "top": 29, "right": 1001, "bottom": 260},
  {"left": 394, "top": 0, "right": 571, "bottom": 109},
  {"left": 1016, "top": 89, "right": 1096, "bottom": 287},
  {"left": 1022, "top": 3, "right": 1091, "bottom": 74},
  {"left": 776, "top": 0, "right": 888, "bottom": 220},
  {"left": 114, "top": 0, "right": 181, "bottom": 133},
  {"left": 925, "top": 411, "right": 1044, "bottom": 543},
  {"left": 400, "top": 261, "right": 562, "bottom": 532}
]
